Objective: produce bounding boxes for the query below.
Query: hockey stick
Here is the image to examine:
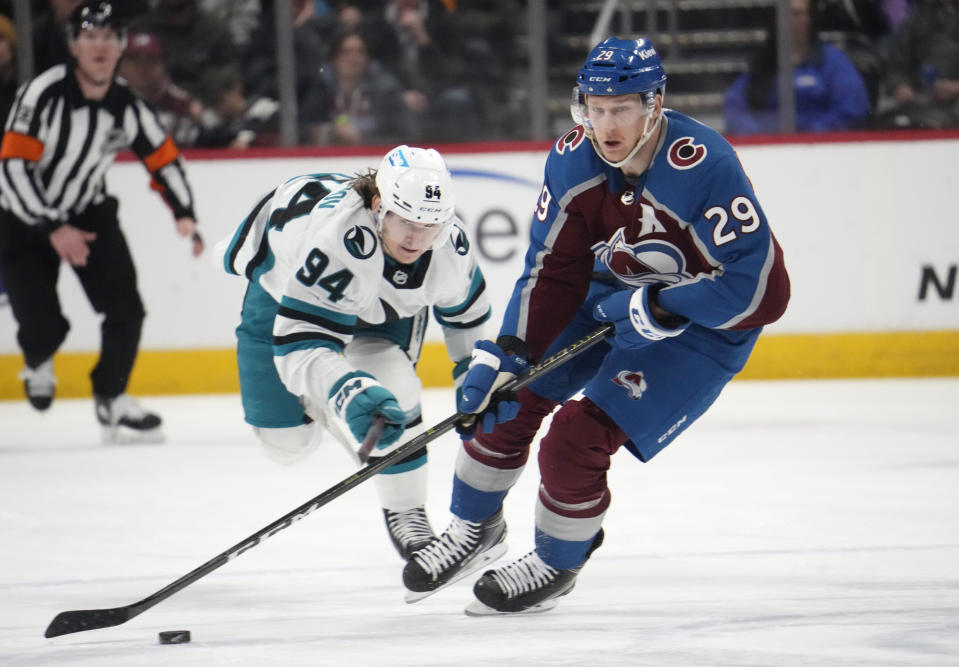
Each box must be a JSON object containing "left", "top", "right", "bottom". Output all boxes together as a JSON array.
[
  {"left": 357, "top": 416, "right": 386, "bottom": 464},
  {"left": 44, "top": 323, "right": 613, "bottom": 638}
]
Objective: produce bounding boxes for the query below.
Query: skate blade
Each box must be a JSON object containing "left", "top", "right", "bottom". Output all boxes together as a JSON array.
[
  {"left": 463, "top": 598, "right": 559, "bottom": 617},
  {"left": 404, "top": 541, "right": 508, "bottom": 604},
  {"left": 102, "top": 426, "right": 165, "bottom": 445}
]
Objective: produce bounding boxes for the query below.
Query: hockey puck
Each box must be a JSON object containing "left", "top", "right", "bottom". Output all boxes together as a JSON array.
[{"left": 158, "top": 630, "right": 191, "bottom": 644}]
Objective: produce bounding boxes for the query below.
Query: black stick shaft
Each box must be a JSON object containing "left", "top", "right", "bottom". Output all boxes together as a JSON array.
[{"left": 44, "top": 324, "right": 612, "bottom": 638}]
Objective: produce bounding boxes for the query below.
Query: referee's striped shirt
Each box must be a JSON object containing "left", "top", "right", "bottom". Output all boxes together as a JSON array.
[{"left": 0, "top": 64, "right": 195, "bottom": 231}]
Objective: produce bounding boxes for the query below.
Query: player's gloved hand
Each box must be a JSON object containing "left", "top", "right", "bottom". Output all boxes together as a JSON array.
[
  {"left": 592, "top": 286, "right": 689, "bottom": 349},
  {"left": 328, "top": 372, "right": 406, "bottom": 451},
  {"left": 455, "top": 338, "right": 530, "bottom": 439}
]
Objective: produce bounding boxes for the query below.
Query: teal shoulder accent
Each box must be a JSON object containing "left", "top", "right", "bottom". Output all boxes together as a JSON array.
[
  {"left": 222, "top": 221, "right": 247, "bottom": 275},
  {"left": 435, "top": 309, "right": 491, "bottom": 329},
  {"left": 434, "top": 267, "right": 487, "bottom": 318},
  {"left": 250, "top": 248, "right": 275, "bottom": 285}
]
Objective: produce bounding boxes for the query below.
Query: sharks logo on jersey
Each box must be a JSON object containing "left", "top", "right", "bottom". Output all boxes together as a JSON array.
[
  {"left": 451, "top": 225, "right": 469, "bottom": 256},
  {"left": 344, "top": 225, "right": 377, "bottom": 259},
  {"left": 591, "top": 228, "right": 691, "bottom": 287}
]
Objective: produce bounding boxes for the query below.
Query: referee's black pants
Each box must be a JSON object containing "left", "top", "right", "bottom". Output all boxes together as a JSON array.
[{"left": 0, "top": 199, "right": 146, "bottom": 398}]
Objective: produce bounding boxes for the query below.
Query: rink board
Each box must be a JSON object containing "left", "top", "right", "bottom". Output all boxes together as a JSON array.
[
  {"left": 1, "top": 132, "right": 957, "bottom": 398},
  {"left": 1, "top": 330, "right": 958, "bottom": 398}
]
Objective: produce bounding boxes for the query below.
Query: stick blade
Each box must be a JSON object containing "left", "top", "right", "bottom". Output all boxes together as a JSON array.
[{"left": 44, "top": 606, "right": 134, "bottom": 638}]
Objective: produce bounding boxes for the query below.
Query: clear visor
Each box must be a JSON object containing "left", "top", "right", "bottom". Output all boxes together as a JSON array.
[
  {"left": 378, "top": 207, "right": 451, "bottom": 247},
  {"left": 570, "top": 88, "right": 657, "bottom": 136}
]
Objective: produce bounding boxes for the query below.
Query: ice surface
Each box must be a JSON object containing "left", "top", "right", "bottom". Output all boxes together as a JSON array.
[{"left": 1, "top": 379, "right": 958, "bottom": 666}]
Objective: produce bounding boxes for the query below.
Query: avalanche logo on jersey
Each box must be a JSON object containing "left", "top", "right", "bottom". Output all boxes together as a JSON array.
[
  {"left": 666, "top": 137, "right": 708, "bottom": 170},
  {"left": 591, "top": 228, "right": 690, "bottom": 287},
  {"left": 556, "top": 126, "right": 587, "bottom": 155},
  {"left": 344, "top": 225, "right": 377, "bottom": 259},
  {"left": 613, "top": 370, "right": 647, "bottom": 400}
]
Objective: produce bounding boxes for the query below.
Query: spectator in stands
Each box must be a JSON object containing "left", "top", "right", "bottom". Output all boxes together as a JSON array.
[
  {"left": 815, "top": 0, "right": 900, "bottom": 107},
  {"left": 876, "top": 0, "right": 959, "bottom": 129},
  {"left": 242, "top": 0, "right": 329, "bottom": 104},
  {"left": 118, "top": 31, "right": 205, "bottom": 147},
  {"left": 199, "top": 0, "right": 260, "bottom": 50},
  {"left": 130, "top": 0, "right": 239, "bottom": 101},
  {"left": 32, "top": 0, "right": 81, "bottom": 71},
  {"left": 196, "top": 69, "right": 280, "bottom": 149},
  {"left": 361, "top": 0, "right": 485, "bottom": 141},
  {"left": 306, "top": 29, "right": 419, "bottom": 145},
  {"left": 436, "top": 0, "right": 522, "bottom": 139},
  {"left": 723, "top": 0, "right": 871, "bottom": 134},
  {"left": 0, "top": 13, "right": 16, "bottom": 123}
]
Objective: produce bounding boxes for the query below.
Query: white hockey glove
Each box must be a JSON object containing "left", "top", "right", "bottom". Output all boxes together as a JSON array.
[
  {"left": 455, "top": 338, "right": 530, "bottom": 439},
  {"left": 328, "top": 372, "right": 407, "bottom": 453},
  {"left": 593, "top": 286, "right": 689, "bottom": 349}
]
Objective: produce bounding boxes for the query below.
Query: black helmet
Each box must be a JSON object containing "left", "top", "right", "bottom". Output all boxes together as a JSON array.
[{"left": 67, "top": 2, "right": 124, "bottom": 38}]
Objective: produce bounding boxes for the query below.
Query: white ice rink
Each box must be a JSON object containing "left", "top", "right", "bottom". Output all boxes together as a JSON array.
[{"left": 2, "top": 378, "right": 958, "bottom": 666}]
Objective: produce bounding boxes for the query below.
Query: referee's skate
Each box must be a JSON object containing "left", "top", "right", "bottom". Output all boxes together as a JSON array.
[{"left": 95, "top": 394, "right": 164, "bottom": 444}]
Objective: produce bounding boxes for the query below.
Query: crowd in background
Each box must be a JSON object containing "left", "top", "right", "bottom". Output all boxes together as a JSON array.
[
  {"left": 723, "top": 0, "right": 959, "bottom": 133},
  {"left": 0, "top": 0, "right": 957, "bottom": 150},
  {"left": 0, "top": 0, "right": 521, "bottom": 148}
]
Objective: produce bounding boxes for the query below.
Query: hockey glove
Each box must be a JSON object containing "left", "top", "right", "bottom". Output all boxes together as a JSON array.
[
  {"left": 592, "top": 286, "right": 689, "bottom": 350},
  {"left": 328, "top": 372, "right": 406, "bottom": 451},
  {"left": 455, "top": 338, "right": 530, "bottom": 438}
]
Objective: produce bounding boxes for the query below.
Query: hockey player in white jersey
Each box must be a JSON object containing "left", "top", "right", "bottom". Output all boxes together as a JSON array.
[{"left": 217, "top": 146, "right": 491, "bottom": 559}]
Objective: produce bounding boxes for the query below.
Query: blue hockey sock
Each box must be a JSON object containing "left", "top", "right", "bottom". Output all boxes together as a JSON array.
[
  {"left": 534, "top": 527, "right": 598, "bottom": 570},
  {"left": 450, "top": 474, "right": 507, "bottom": 522}
]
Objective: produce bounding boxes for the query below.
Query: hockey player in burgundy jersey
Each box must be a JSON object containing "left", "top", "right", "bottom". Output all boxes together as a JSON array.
[{"left": 403, "top": 37, "right": 790, "bottom": 614}]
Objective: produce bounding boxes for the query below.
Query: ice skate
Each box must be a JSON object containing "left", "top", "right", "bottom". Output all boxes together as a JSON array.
[
  {"left": 465, "top": 529, "right": 604, "bottom": 616},
  {"left": 403, "top": 508, "right": 507, "bottom": 603},
  {"left": 19, "top": 358, "right": 56, "bottom": 411},
  {"left": 384, "top": 506, "right": 435, "bottom": 560},
  {"left": 95, "top": 393, "right": 164, "bottom": 444}
]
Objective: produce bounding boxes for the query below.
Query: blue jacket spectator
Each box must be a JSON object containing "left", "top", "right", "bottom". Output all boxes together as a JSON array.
[{"left": 723, "top": 0, "right": 871, "bottom": 134}]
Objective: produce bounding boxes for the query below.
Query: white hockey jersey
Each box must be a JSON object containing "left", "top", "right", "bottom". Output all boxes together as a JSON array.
[{"left": 218, "top": 172, "right": 491, "bottom": 406}]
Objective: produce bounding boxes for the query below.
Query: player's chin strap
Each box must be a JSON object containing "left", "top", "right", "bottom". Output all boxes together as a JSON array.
[
  {"left": 590, "top": 107, "right": 663, "bottom": 169},
  {"left": 42, "top": 323, "right": 615, "bottom": 640}
]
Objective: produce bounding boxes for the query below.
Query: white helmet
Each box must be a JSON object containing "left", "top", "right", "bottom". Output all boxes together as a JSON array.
[{"left": 375, "top": 146, "right": 455, "bottom": 239}]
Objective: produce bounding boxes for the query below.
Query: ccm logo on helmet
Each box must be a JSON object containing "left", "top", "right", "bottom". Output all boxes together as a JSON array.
[{"left": 667, "top": 137, "right": 708, "bottom": 170}]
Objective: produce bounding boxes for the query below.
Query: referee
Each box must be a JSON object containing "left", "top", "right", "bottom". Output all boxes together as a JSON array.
[{"left": 0, "top": 1, "right": 204, "bottom": 443}]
